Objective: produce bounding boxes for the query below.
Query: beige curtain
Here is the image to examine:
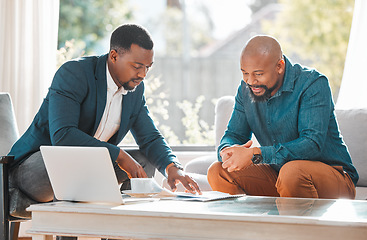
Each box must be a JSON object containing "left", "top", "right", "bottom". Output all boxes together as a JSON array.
[
  {"left": 336, "top": 0, "right": 367, "bottom": 110},
  {"left": 0, "top": 0, "right": 59, "bottom": 134}
]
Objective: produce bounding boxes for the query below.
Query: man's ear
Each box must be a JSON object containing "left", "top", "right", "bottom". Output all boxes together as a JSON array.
[
  {"left": 277, "top": 58, "right": 285, "bottom": 74},
  {"left": 109, "top": 49, "right": 118, "bottom": 63}
]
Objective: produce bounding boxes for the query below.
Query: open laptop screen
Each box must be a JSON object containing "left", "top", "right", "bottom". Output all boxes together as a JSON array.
[{"left": 40, "top": 146, "right": 123, "bottom": 204}]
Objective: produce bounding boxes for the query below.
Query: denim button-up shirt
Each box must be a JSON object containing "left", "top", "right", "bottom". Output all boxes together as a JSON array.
[{"left": 218, "top": 56, "right": 359, "bottom": 186}]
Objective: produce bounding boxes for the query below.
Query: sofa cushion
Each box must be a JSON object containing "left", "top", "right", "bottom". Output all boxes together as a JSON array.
[
  {"left": 336, "top": 109, "right": 367, "bottom": 187},
  {"left": 184, "top": 153, "right": 217, "bottom": 175},
  {"left": 355, "top": 187, "right": 367, "bottom": 200}
]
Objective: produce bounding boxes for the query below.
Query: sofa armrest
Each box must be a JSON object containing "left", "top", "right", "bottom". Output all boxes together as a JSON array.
[{"left": 336, "top": 109, "right": 367, "bottom": 187}]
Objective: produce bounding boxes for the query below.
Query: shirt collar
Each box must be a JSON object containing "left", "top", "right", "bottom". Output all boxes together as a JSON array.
[
  {"left": 106, "top": 63, "right": 129, "bottom": 95},
  {"left": 275, "top": 55, "right": 296, "bottom": 95}
]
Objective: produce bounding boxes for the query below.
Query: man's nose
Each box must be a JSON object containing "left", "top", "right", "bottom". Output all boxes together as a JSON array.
[
  {"left": 246, "top": 75, "right": 254, "bottom": 86},
  {"left": 137, "top": 68, "right": 148, "bottom": 78}
]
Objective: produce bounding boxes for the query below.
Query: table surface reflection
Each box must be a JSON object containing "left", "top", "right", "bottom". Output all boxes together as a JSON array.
[
  {"left": 118, "top": 196, "right": 367, "bottom": 224},
  {"left": 28, "top": 195, "right": 367, "bottom": 240},
  {"left": 31, "top": 195, "right": 367, "bottom": 225}
]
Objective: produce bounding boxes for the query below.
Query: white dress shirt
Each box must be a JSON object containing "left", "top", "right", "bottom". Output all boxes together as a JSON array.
[{"left": 94, "top": 63, "right": 128, "bottom": 142}]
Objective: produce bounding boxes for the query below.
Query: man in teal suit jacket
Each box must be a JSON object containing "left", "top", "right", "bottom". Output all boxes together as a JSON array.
[{"left": 8, "top": 24, "right": 200, "bottom": 221}]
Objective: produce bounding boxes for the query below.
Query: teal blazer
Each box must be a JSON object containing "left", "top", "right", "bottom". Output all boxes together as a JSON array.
[{"left": 9, "top": 54, "right": 176, "bottom": 175}]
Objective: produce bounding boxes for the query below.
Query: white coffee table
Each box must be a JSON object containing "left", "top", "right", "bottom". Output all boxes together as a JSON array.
[{"left": 27, "top": 196, "right": 367, "bottom": 240}]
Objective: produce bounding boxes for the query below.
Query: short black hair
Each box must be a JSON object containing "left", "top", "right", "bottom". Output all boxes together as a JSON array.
[{"left": 110, "top": 23, "right": 153, "bottom": 53}]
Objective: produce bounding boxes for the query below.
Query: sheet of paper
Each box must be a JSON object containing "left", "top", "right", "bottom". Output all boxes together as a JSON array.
[
  {"left": 124, "top": 178, "right": 245, "bottom": 201},
  {"left": 122, "top": 197, "right": 159, "bottom": 204},
  {"left": 160, "top": 191, "right": 245, "bottom": 202}
]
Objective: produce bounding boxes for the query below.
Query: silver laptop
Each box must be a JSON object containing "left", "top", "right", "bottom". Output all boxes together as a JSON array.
[{"left": 40, "top": 146, "right": 123, "bottom": 204}]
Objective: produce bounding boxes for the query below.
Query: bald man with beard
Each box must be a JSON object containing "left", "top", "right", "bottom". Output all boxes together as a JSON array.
[{"left": 207, "top": 35, "right": 358, "bottom": 199}]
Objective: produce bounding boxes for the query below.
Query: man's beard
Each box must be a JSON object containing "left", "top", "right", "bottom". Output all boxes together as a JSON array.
[
  {"left": 246, "top": 81, "right": 279, "bottom": 102},
  {"left": 122, "top": 78, "right": 143, "bottom": 92}
]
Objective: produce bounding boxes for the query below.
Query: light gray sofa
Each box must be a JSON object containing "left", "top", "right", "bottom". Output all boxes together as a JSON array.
[{"left": 184, "top": 96, "right": 367, "bottom": 200}]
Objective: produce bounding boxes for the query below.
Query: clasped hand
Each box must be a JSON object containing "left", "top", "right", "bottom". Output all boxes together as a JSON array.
[{"left": 220, "top": 140, "right": 253, "bottom": 172}]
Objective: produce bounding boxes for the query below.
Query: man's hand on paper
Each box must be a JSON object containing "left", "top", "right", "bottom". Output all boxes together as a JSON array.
[{"left": 166, "top": 166, "right": 202, "bottom": 195}]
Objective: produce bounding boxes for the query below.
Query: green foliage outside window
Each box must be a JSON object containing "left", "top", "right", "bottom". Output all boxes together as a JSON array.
[
  {"left": 177, "top": 96, "right": 215, "bottom": 145},
  {"left": 262, "top": 0, "right": 354, "bottom": 97},
  {"left": 58, "top": 0, "right": 132, "bottom": 54}
]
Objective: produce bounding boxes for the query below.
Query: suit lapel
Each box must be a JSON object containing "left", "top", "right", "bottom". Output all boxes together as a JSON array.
[{"left": 92, "top": 54, "right": 108, "bottom": 134}]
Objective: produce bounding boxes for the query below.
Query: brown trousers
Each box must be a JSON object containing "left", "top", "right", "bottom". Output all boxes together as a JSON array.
[{"left": 207, "top": 160, "right": 356, "bottom": 199}]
